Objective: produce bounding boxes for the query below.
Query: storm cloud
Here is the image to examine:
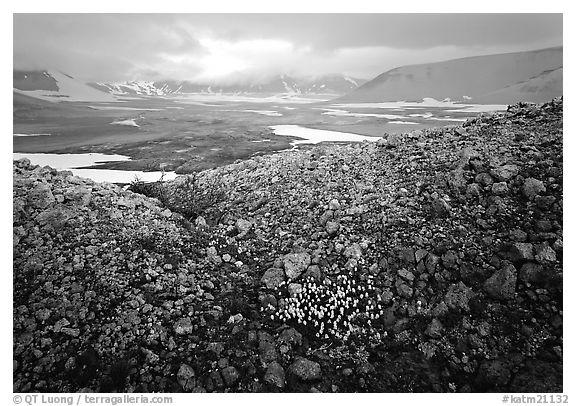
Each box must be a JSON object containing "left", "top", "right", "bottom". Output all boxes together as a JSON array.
[{"left": 13, "top": 13, "right": 563, "bottom": 83}]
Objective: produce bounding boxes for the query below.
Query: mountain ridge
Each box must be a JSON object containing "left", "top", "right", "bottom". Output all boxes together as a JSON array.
[{"left": 338, "top": 46, "right": 562, "bottom": 104}]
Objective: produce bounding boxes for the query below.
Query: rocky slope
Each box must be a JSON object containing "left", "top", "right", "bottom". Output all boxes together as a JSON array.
[{"left": 13, "top": 99, "right": 563, "bottom": 393}]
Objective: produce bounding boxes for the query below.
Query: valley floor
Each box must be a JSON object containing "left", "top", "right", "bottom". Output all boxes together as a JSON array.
[{"left": 13, "top": 99, "right": 563, "bottom": 393}]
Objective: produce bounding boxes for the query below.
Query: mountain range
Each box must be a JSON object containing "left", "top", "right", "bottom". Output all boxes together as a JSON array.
[
  {"left": 13, "top": 47, "right": 562, "bottom": 104},
  {"left": 13, "top": 71, "right": 365, "bottom": 100},
  {"left": 89, "top": 74, "right": 365, "bottom": 96},
  {"left": 338, "top": 46, "right": 562, "bottom": 104}
]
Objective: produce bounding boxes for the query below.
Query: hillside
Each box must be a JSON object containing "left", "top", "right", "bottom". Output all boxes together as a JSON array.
[
  {"left": 13, "top": 71, "right": 116, "bottom": 103},
  {"left": 13, "top": 99, "right": 563, "bottom": 393},
  {"left": 338, "top": 47, "right": 562, "bottom": 104}
]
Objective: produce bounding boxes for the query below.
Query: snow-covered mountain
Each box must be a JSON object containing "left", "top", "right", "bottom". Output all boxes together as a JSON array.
[
  {"left": 337, "top": 47, "right": 562, "bottom": 104},
  {"left": 14, "top": 70, "right": 365, "bottom": 100},
  {"left": 13, "top": 71, "right": 117, "bottom": 102},
  {"left": 90, "top": 74, "right": 366, "bottom": 96}
]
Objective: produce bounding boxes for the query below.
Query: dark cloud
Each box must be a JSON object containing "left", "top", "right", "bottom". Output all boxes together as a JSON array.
[{"left": 13, "top": 14, "right": 563, "bottom": 82}]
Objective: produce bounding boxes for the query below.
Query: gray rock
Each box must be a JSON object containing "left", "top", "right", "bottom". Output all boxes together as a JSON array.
[
  {"left": 325, "top": 221, "right": 340, "bottom": 236},
  {"left": 396, "top": 283, "right": 413, "bottom": 299},
  {"left": 467, "top": 183, "right": 482, "bottom": 197},
  {"left": 258, "top": 331, "right": 278, "bottom": 365},
  {"left": 415, "top": 249, "right": 429, "bottom": 263},
  {"left": 476, "top": 360, "right": 511, "bottom": 389},
  {"left": 431, "top": 198, "right": 451, "bottom": 218},
  {"left": 174, "top": 318, "right": 194, "bottom": 335},
  {"left": 64, "top": 186, "right": 92, "bottom": 205},
  {"left": 288, "top": 283, "right": 303, "bottom": 297},
  {"left": 425, "top": 253, "right": 440, "bottom": 273},
  {"left": 475, "top": 172, "right": 494, "bottom": 186},
  {"left": 344, "top": 243, "right": 362, "bottom": 259},
  {"left": 61, "top": 327, "right": 80, "bottom": 337},
  {"left": 519, "top": 262, "right": 544, "bottom": 283},
  {"left": 195, "top": 216, "right": 208, "bottom": 229},
  {"left": 441, "top": 251, "right": 459, "bottom": 269},
  {"left": 36, "top": 207, "right": 75, "bottom": 230},
  {"left": 288, "top": 358, "right": 321, "bottom": 381},
  {"left": 490, "top": 164, "right": 519, "bottom": 182},
  {"left": 177, "top": 364, "right": 196, "bottom": 391},
  {"left": 535, "top": 195, "right": 556, "bottom": 210},
  {"left": 261, "top": 268, "right": 285, "bottom": 289},
  {"left": 535, "top": 243, "right": 557, "bottom": 263},
  {"left": 236, "top": 218, "right": 252, "bottom": 236},
  {"left": 425, "top": 318, "right": 444, "bottom": 338},
  {"left": 221, "top": 366, "right": 240, "bottom": 387},
  {"left": 28, "top": 183, "right": 55, "bottom": 209},
  {"left": 397, "top": 268, "right": 415, "bottom": 281},
  {"left": 444, "top": 282, "right": 474, "bottom": 312},
  {"left": 509, "top": 243, "right": 534, "bottom": 262},
  {"left": 278, "top": 327, "right": 303, "bottom": 348},
  {"left": 491, "top": 182, "right": 509, "bottom": 195},
  {"left": 431, "top": 302, "right": 449, "bottom": 317},
  {"left": 328, "top": 199, "right": 341, "bottom": 210},
  {"left": 304, "top": 265, "right": 321, "bottom": 280},
  {"left": 509, "top": 229, "right": 528, "bottom": 242},
  {"left": 522, "top": 178, "right": 546, "bottom": 200},
  {"left": 283, "top": 253, "right": 311, "bottom": 280},
  {"left": 264, "top": 361, "right": 285, "bottom": 388},
  {"left": 484, "top": 264, "right": 517, "bottom": 300}
]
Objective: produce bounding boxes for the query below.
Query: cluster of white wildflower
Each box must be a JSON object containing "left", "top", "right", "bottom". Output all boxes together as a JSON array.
[{"left": 267, "top": 273, "right": 387, "bottom": 342}]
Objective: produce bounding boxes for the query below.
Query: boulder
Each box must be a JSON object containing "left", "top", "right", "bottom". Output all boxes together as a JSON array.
[
  {"left": 177, "top": 364, "right": 196, "bottom": 391},
  {"left": 288, "top": 358, "right": 321, "bottom": 381},
  {"left": 490, "top": 164, "right": 519, "bottom": 182},
  {"left": 221, "top": 366, "right": 240, "bottom": 387},
  {"left": 264, "top": 361, "right": 286, "bottom": 388},
  {"left": 283, "top": 253, "right": 311, "bottom": 280},
  {"left": 509, "top": 243, "right": 534, "bottom": 262},
  {"left": 261, "top": 268, "right": 285, "bottom": 289},
  {"left": 483, "top": 264, "right": 517, "bottom": 300},
  {"left": 522, "top": 178, "right": 546, "bottom": 200},
  {"left": 444, "top": 282, "right": 474, "bottom": 312}
]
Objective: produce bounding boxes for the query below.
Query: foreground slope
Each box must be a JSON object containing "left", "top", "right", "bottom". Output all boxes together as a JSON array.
[
  {"left": 338, "top": 47, "right": 562, "bottom": 104},
  {"left": 13, "top": 99, "right": 563, "bottom": 392}
]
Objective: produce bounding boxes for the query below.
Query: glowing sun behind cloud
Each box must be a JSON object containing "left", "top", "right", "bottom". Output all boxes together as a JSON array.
[{"left": 195, "top": 38, "right": 298, "bottom": 81}]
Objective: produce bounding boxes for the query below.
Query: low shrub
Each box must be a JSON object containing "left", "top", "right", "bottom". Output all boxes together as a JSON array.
[{"left": 129, "top": 172, "right": 226, "bottom": 222}]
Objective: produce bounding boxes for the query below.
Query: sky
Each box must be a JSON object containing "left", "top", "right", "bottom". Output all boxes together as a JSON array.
[{"left": 13, "top": 13, "right": 563, "bottom": 83}]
